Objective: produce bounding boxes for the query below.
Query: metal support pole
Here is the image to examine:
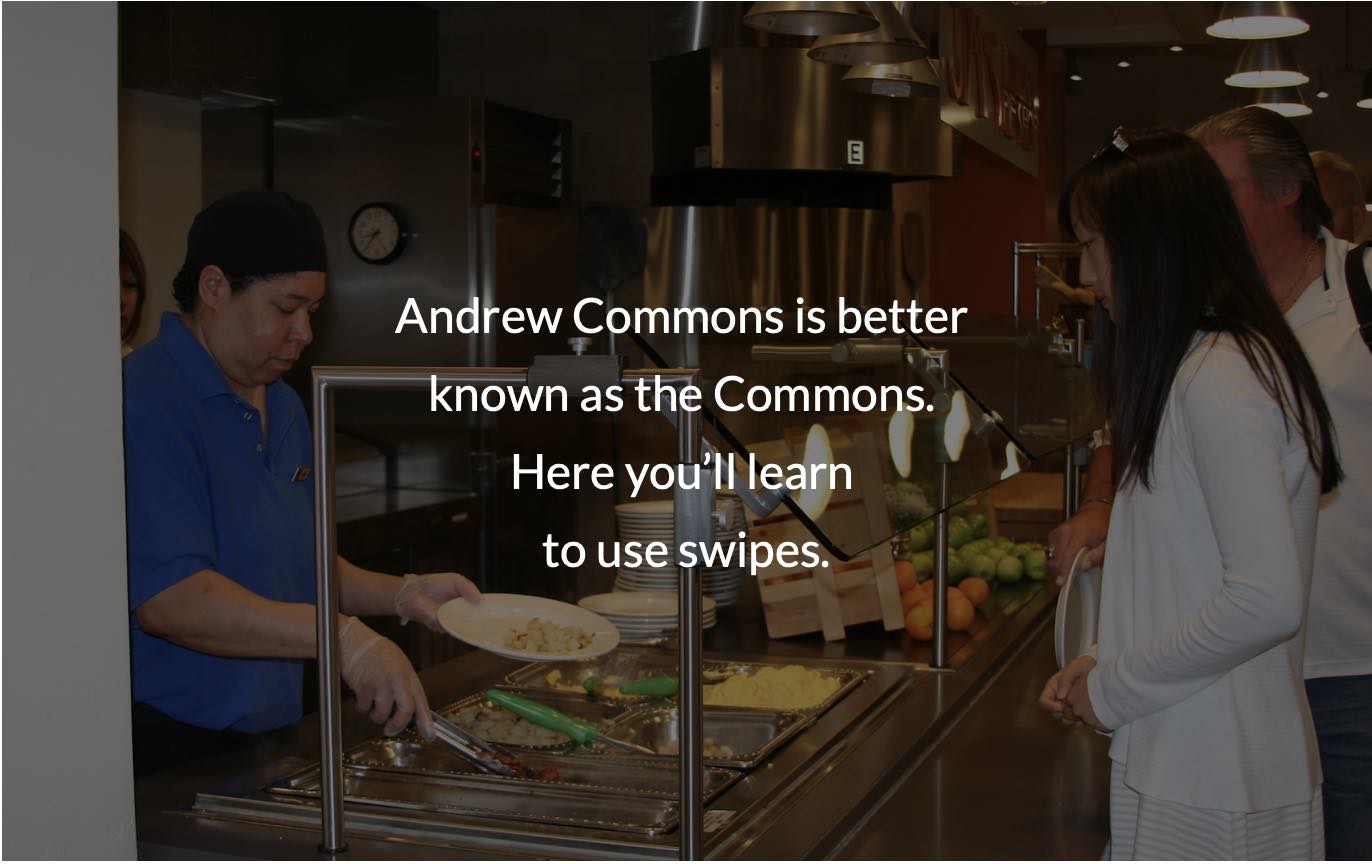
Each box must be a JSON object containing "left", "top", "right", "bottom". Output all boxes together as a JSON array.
[
  {"left": 932, "top": 462, "right": 951, "bottom": 669},
  {"left": 674, "top": 376, "right": 706, "bottom": 861},
  {"left": 1011, "top": 241, "right": 1021, "bottom": 322},
  {"left": 1064, "top": 318, "right": 1090, "bottom": 519},
  {"left": 1034, "top": 253, "right": 1043, "bottom": 323},
  {"left": 312, "top": 375, "right": 346, "bottom": 854}
]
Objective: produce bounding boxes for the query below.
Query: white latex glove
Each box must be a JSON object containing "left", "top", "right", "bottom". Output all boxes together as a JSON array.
[
  {"left": 338, "top": 616, "right": 433, "bottom": 739},
  {"left": 394, "top": 572, "right": 481, "bottom": 631}
]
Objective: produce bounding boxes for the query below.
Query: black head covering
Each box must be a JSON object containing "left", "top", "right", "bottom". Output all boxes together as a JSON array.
[{"left": 176, "top": 190, "right": 327, "bottom": 286}]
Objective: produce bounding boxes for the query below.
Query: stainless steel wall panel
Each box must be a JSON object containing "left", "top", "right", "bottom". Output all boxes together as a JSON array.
[{"left": 653, "top": 47, "right": 954, "bottom": 178}]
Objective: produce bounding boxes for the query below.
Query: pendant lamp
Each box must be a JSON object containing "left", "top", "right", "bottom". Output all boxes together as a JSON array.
[
  {"left": 1249, "top": 86, "right": 1312, "bottom": 117},
  {"left": 1225, "top": 40, "right": 1309, "bottom": 88},
  {"left": 1207, "top": 2, "right": 1310, "bottom": 39},
  {"left": 743, "top": 2, "right": 879, "bottom": 37},
  {"left": 808, "top": 2, "right": 928, "bottom": 66},
  {"left": 843, "top": 58, "right": 940, "bottom": 98}
]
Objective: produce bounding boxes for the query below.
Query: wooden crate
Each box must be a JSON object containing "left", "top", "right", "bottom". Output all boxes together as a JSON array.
[{"left": 745, "top": 424, "right": 905, "bottom": 641}]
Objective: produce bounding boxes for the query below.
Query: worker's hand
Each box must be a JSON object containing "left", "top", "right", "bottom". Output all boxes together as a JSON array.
[
  {"left": 394, "top": 572, "right": 481, "bottom": 632},
  {"left": 1046, "top": 501, "right": 1110, "bottom": 585},
  {"left": 1039, "top": 654, "right": 1096, "bottom": 725},
  {"left": 338, "top": 616, "right": 433, "bottom": 739}
]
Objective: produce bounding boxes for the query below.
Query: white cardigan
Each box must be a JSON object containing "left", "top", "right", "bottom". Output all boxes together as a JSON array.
[{"left": 1085, "top": 332, "right": 1322, "bottom": 813}]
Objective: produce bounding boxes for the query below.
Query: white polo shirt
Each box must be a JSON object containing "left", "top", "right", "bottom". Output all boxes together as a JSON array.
[{"left": 1288, "top": 229, "right": 1372, "bottom": 680}]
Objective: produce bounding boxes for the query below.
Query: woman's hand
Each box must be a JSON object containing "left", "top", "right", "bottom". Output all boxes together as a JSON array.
[
  {"left": 394, "top": 572, "right": 481, "bottom": 631},
  {"left": 1066, "top": 664, "right": 1109, "bottom": 732},
  {"left": 1046, "top": 502, "right": 1109, "bottom": 585},
  {"left": 1040, "top": 655, "right": 1097, "bottom": 724}
]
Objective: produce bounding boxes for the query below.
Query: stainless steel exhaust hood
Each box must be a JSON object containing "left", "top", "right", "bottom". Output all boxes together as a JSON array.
[{"left": 651, "top": 44, "right": 952, "bottom": 204}]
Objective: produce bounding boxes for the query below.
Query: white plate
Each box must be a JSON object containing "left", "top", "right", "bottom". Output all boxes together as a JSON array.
[
  {"left": 437, "top": 593, "right": 619, "bottom": 662},
  {"left": 1055, "top": 548, "right": 1100, "bottom": 668},
  {"left": 579, "top": 590, "right": 717, "bottom": 617},
  {"left": 614, "top": 500, "right": 676, "bottom": 515}
]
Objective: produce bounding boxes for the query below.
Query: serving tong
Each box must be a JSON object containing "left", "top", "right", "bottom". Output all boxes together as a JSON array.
[{"left": 428, "top": 710, "right": 538, "bottom": 778}]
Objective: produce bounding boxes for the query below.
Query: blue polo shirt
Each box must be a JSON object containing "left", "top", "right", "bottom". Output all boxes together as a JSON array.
[{"left": 124, "top": 312, "right": 316, "bottom": 733}]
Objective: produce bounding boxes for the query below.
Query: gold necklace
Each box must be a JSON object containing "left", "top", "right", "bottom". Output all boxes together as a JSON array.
[{"left": 1281, "top": 241, "right": 1319, "bottom": 311}]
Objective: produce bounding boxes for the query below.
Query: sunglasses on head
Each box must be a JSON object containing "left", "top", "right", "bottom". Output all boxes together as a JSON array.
[{"left": 1091, "top": 126, "right": 1132, "bottom": 161}]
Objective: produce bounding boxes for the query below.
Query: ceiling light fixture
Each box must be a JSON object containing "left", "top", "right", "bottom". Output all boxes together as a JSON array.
[
  {"left": 743, "top": 1, "right": 878, "bottom": 37},
  {"left": 1206, "top": 2, "right": 1310, "bottom": 39},
  {"left": 1225, "top": 39, "right": 1309, "bottom": 88},
  {"left": 1249, "top": 86, "right": 1312, "bottom": 117},
  {"left": 808, "top": 2, "right": 928, "bottom": 66},
  {"left": 1117, "top": 57, "right": 1132, "bottom": 69},
  {"left": 843, "top": 58, "right": 941, "bottom": 98},
  {"left": 1314, "top": 72, "right": 1329, "bottom": 99},
  {"left": 1359, "top": 68, "right": 1372, "bottom": 109},
  {"left": 1170, "top": 45, "right": 1185, "bottom": 53}
]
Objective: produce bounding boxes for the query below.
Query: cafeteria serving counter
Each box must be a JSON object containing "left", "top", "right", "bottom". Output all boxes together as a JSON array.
[{"left": 133, "top": 585, "right": 1109, "bottom": 859}]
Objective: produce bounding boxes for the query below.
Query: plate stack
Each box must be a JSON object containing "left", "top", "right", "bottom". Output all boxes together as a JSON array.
[
  {"left": 612, "top": 499, "right": 749, "bottom": 606},
  {"left": 578, "top": 591, "right": 717, "bottom": 644}
]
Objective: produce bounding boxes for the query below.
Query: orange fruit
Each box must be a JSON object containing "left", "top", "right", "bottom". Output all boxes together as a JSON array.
[
  {"left": 947, "top": 592, "right": 975, "bottom": 632},
  {"left": 960, "top": 577, "right": 990, "bottom": 607},
  {"left": 905, "top": 604, "right": 935, "bottom": 640},
  {"left": 894, "top": 560, "right": 919, "bottom": 594},
  {"left": 919, "top": 579, "right": 936, "bottom": 599},
  {"left": 900, "top": 587, "right": 925, "bottom": 613}
]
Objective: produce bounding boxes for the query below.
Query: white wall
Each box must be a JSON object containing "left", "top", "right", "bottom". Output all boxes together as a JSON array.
[
  {"left": 2, "top": 4, "right": 137, "bottom": 858},
  {"left": 118, "top": 89, "right": 202, "bottom": 349}
]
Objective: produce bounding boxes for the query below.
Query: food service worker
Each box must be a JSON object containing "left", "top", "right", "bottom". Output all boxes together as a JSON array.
[{"left": 123, "top": 190, "right": 479, "bottom": 776}]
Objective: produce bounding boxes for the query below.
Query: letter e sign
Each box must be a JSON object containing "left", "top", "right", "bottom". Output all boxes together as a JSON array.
[{"left": 846, "top": 140, "right": 866, "bottom": 165}]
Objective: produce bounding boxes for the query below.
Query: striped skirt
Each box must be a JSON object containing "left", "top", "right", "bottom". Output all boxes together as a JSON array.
[{"left": 1108, "top": 762, "right": 1324, "bottom": 860}]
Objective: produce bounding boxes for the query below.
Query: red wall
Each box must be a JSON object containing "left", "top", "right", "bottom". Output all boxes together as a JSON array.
[{"left": 929, "top": 138, "right": 1051, "bottom": 316}]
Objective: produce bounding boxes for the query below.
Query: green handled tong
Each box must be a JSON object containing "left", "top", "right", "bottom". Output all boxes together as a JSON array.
[
  {"left": 582, "top": 675, "right": 679, "bottom": 698},
  {"left": 484, "top": 688, "right": 657, "bottom": 756}
]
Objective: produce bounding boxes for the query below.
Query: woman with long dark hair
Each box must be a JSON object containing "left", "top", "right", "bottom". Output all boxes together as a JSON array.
[{"left": 1040, "top": 128, "right": 1341, "bottom": 859}]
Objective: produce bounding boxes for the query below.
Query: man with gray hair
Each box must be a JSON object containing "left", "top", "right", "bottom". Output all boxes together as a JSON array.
[
  {"left": 1048, "top": 107, "right": 1371, "bottom": 859},
  {"left": 1311, "top": 150, "right": 1367, "bottom": 244}
]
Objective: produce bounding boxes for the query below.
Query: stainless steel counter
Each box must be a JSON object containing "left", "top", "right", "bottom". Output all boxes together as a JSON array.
[{"left": 135, "top": 586, "right": 1108, "bottom": 859}]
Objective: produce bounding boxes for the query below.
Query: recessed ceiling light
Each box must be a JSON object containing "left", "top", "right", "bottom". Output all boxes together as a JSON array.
[
  {"left": 1170, "top": 45, "right": 1184, "bottom": 53},
  {"left": 1069, "top": 72, "right": 1084, "bottom": 82},
  {"left": 1117, "top": 57, "right": 1132, "bottom": 69}
]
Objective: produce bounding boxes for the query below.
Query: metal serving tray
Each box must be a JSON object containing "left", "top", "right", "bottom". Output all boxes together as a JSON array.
[
  {"left": 506, "top": 651, "right": 869, "bottom": 717},
  {"left": 271, "top": 763, "right": 685, "bottom": 836},
  {"left": 342, "top": 738, "right": 740, "bottom": 799},
  {"left": 699, "top": 660, "right": 870, "bottom": 715},
  {"left": 441, "top": 687, "right": 634, "bottom": 750},
  {"left": 603, "top": 707, "right": 810, "bottom": 769},
  {"left": 504, "top": 647, "right": 679, "bottom": 702}
]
